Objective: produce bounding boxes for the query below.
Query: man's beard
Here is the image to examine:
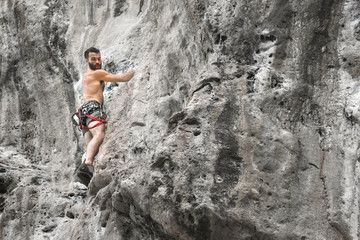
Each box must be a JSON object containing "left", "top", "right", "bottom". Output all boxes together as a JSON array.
[{"left": 89, "top": 63, "right": 101, "bottom": 70}]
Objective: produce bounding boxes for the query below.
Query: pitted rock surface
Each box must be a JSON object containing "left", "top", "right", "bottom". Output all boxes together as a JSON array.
[{"left": 1, "top": 0, "right": 360, "bottom": 239}]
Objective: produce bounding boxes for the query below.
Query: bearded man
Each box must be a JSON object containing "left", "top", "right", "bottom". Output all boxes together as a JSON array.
[{"left": 76, "top": 47, "right": 134, "bottom": 184}]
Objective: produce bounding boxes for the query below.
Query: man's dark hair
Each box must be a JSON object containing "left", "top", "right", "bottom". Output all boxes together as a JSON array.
[{"left": 84, "top": 47, "right": 100, "bottom": 59}]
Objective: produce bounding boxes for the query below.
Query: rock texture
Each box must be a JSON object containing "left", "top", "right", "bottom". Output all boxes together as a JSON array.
[{"left": 1, "top": 0, "right": 360, "bottom": 239}]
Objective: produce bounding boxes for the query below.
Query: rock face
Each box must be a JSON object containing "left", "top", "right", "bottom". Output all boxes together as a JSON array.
[{"left": 1, "top": 0, "right": 360, "bottom": 239}]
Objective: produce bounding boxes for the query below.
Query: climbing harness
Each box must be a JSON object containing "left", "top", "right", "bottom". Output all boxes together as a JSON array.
[
  {"left": 71, "top": 101, "right": 107, "bottom": 130},
  {"left": 78, "top": 109, "right": 107, "bottom": 130}
]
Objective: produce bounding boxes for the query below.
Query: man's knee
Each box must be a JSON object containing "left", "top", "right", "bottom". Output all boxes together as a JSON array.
[
  {"left": 95, "top": 131, "right": 105, "bottom": 141},
  {"left": 91, "top": 127, "right": 105, "bottom": 141}
]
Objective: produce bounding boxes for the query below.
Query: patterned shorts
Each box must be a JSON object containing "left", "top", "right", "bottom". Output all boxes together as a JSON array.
[{"left": 80, "top": 101, "right": 106, "bottom": 134}]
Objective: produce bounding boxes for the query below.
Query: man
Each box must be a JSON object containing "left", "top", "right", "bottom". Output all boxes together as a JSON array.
[{"left": 77, "top": 47, "right": 134, "bottom": 180}]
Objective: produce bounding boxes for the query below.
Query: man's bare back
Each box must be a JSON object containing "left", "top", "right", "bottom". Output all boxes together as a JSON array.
[
  {"left": 82, "top": 52, "right": 134, "bottom": 104},
  {"left": 82, "top": 70, "right": 106, "bottom": 104}
]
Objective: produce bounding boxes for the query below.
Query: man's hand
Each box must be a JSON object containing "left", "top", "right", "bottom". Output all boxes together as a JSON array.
[{"left": 122, "top": 71, "right": 135, "bottom": 82}]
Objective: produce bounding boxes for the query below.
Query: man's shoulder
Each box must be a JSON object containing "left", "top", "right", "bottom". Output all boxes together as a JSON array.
[{"left": 88, "top": 70, "right": 108, "bottom": 81}]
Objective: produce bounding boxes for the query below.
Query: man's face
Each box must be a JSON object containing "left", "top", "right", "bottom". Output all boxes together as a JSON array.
[{"left": 86, "top": 52, "right": 102, "bottom": 70}]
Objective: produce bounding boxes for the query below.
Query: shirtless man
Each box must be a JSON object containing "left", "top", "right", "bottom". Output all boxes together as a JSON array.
[{"left": 80, "top": 47, "right": 134, "bottom": 167}]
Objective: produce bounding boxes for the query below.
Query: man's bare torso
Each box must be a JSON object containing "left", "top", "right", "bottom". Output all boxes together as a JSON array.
[
  {"left": 82, "top": 51, "right": 134, "bottom": 104},
  {"left": 82, "top": 69, "right": 106, "bottom": 104}
]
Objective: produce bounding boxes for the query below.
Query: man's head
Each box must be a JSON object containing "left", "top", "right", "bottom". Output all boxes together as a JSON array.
[{"left": 84, "top": 47, "right": 102, "bottom": 70}]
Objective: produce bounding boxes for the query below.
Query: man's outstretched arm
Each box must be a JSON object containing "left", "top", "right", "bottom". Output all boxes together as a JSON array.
[{"left": 94, "top": 70, "right": 135, "bottom": 82}]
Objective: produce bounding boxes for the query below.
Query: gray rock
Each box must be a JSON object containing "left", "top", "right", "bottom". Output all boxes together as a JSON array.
[{"left": 0, "top": 0, "right": 360, "bottom": 239}]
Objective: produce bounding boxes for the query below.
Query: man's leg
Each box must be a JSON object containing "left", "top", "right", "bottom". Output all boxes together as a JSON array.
[
  {"left": 84, "top": 122, "right": 105, "bottom": 165},
  {"left": 82, "top": 130, "right": 93, "bottom": 163}
]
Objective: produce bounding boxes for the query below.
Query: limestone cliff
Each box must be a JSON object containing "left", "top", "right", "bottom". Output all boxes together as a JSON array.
[{"left": 0, "top": 0, "right": 360, "bottom": 239}]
